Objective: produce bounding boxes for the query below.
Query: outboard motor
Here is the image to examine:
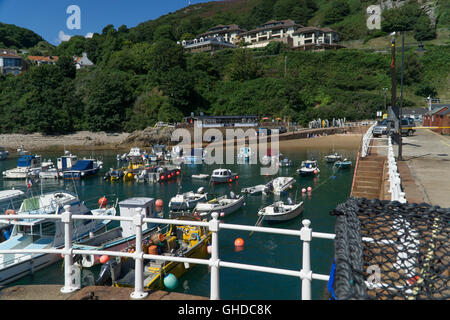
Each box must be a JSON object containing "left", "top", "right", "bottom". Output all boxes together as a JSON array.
[
  {"left": 197, "top": 187, "right": 205, "bottom": 194},
  {"left": 230, "top": 191, "right": 236, "bottom": 199},
  {"left": 287, "top": 197, "right": 293, "bottom": 205},
  {"left": 95, "top": 259, "right": 121, "bottom": 286}
]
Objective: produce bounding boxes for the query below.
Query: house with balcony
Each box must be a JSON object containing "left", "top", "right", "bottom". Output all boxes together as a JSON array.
[
  {"left": 179, "top": 36, "right": 237, "bottom": 53},
  {"left": 241, "top": 20, "right": 303, "bottom": 48},
  {"left": 0, "top": 49, "right": 24, "bottom": 75},
  {"left": 197, "top": 24, "right": 247, "bottom": 44},
  {"left": 28, "top": 55, "right": 59, "bottom": 66},
  {"left": 291, "top": 27, "right": 344, "bottom": 51}
]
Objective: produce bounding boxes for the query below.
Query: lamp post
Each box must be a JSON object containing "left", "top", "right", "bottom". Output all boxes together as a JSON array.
[{"left": 383, "top": 87, "right": 388, "bottom": 113}]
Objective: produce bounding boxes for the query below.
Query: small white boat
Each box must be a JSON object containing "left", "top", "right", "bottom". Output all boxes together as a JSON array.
[
  {"left": 0, "top": 190, "right": 26, "bottom": 242},
  {"left": 210, "top": 168, "right": 238, "bottom": 184},
  {"left": 0, "top": 191, "right": 116, "bottom": 285},
  {"left": 194, "top": 193, "right": 244, "bottom": 218},
  {"left": 278, "top": 155, "right": 292, "bottom": 167},
  {"left": 192, "top": 174, "right": 210, "bottom": 180},
  {"left": 0, "top": 147, "right": 9, "bottom": 160},
  {"left": 297, "top": 160, "right": 320, "bottom": 177},
  {"left": 258, "top": 200, "right": 304, "bottom": 222},
  {"left": 169, "top": 188, "right": 208, "bottom": 211},
  {"left": 334, "top": 158, "right": 352, "bottom": 169},
  {"left": 264, "top": 177, "right": 295, "bottom": 195},
  {"left": 2, "top": 155, "right": 47, "bottom": 179},
  {"left": 325, "top": 153, "right": 342, "bottom": 163},
  {"left": 241, "top": 184, "right": 266, "bottom": 196}
]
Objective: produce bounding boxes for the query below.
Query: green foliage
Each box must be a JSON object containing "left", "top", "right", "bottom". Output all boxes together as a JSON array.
[
  {"left": 323, "top": 0, "right": 350, "bottom": 25},
  {"left": 226, "top": 49, "right": 261, "bottom": 81},
  {"left": 381, "top": 2, "right": 428, "bottom": 33},
  {"left": 0, "top": 22, "right": 44, "bottom": 49},
  {"left": 413, "top": 16, "right": 437, "bottom": 41}
]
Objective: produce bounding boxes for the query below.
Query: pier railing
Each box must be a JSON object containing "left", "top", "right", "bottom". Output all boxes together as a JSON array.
[
  {"left": 0, "top": 206, "right": 339, "bottom": 300},
  {"left": 361, "top": 123, "right": 376, "bottom": 157},
  {"left": 387, "top": 136, "right": 406, "bottom": 203}
]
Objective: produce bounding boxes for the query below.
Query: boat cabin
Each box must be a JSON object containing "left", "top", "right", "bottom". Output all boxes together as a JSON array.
[
  {"left": 212, "top": 169, "right": 233, "bottom": 177},
  {"left": 118, "top": 198, "right": 157, "bottom": 238},
  {"left": 57, "top": 154, "right": 78, "bottom": 171},
  {"left": 17, "top": 155, "right": 41, "bottom": 168}
]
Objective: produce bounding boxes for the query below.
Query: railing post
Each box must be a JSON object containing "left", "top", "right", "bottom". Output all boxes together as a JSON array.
[
  {"left": 209, "top": 212, "right": 220, "bottom": 300},
  {"left": 130, "top": 208, "right": 148, "bottom": 299},
  {"left": 60, "top": 205, "right": 79, "bottom": 293},
  {"left": 300, "top": 219, "right": 312, "bottom": 300}
]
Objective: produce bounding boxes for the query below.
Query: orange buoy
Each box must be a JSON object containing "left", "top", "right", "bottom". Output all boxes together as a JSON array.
[
  {"left": 314, "top": 170, "right": 318, "bottom": 174},
  {"left": 234, "top": 238, "right": 245, "bottom": 247},
  {"left": 151, "top": 232, "right": 165, "bottom": 244},
  {"left": 307, "top": 187, "right": 312, "bottom": 192},
  {"left": 236, "top": 175, "right": 239, "bottom": 179},
  {"left": 98, "top": 197, "right": 108, "bottom": 208},
  {"left": 155, "top": 199, "right": 164, "bottom": 207},
  {"left": 148, "top": 245, "right": 158, "bottom": 255},
  {"left": 99, "top": 255, "right": 109, "bottom": 264}
]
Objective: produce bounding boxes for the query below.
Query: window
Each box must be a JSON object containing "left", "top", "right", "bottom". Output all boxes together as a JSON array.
[{"left": 41, "top": 222, "right": 56, "bottom": 237}]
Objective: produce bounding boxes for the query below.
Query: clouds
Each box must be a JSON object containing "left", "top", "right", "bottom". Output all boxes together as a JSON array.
[
  {"left": 56, "top": 30, "right": 94, "bottom": 43},
  {"left": 58, "top": 30, "right": 72, "bottom": 43}
]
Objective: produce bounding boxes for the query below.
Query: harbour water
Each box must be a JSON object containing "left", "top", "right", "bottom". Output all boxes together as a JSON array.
[{"left": 0, "top": 145, "right": 357, "bottom": 300}]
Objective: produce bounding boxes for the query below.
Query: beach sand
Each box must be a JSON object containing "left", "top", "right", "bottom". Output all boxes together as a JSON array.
[{"left": 0, "top": 130, "right": 362, "bottom": 153}]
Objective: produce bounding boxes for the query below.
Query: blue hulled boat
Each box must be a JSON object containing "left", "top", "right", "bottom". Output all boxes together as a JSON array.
[{"left": 63, "top": 159, "right": 103, "bottom": 179}]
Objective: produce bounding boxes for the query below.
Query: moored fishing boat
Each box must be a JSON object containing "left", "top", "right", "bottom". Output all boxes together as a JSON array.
[
  {"left": 194, "top": 193, "right": 244, "bottom": 218},
  {"left": 0, "top": 191, "right": 116, "bottom": 285},
  {"left": 94, "top": 215, "right": 211, "bottom": 291},
  {"left": 241, "top": 184, "right": 266, "bottom": 196},
  {"left": 258, "top": 199, "right": 304, "bottom": 223},
  {"left": 264, "top": 177, "right": 295, "bottom": 195},
  {"left": 168, "top": 188, "right": 208, "bottom": 212},
  {"left": 0, "top": 147, "right": 8, "bottom": 160},
  {"left": 297, "top": 160, "right": 320, "bottom": 177},
  {"left": 210, "top": 168, "right": 238, "bottom": 184},
  {"left": 334, "top": 159, "right": 352, "bottom": 169},
  {"left": 325, "top": 153, "right": 342, "bottom": 163},
  {"left": 2, "top": 155, "right": 52, "bottom": 179},
  {"left": 63, "top": 159, "right": 102, "bottom": 179}
]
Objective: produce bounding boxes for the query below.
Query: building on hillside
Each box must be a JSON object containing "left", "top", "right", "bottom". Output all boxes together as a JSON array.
[
  {"left": 241, "top": 20, "right": 303, "bottom": 48},
  {"left": 291, "top": 27, "right": 344, "bottom": 51},
  {"left": 197, "top": 24, "right": 247, "bottom": 44},
  {"left": 179, "top": 36, "right": 237, "bottom": 53},
  {"left": 184, "top": 115, "right": 258, "bottom": 128},
  {"left": 28, "top": 55, "right": 59, "bottom": 66},
  {"left": 0, "top": 49, "right": 24, "bottom": 75},
  {"left": 74, "top": 52, "right": 94, "bottom": 69}
]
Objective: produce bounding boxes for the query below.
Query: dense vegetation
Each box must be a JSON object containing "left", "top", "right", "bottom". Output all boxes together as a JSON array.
[
  {"left": 0, "top": 0, "right": 448, "bottom": 134},
  {"left": 0, "top": 22, "right": 44, "bottom": 49}
]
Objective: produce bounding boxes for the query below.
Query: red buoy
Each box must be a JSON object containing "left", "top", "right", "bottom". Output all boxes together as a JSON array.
[
  {"left": 234, "top": 238, "right": 245, "bottom": 247},
  {"left": 100, "top": 255, "right": 109, "bottom": 264},
  {"left": 98, "top": 197, "right": 108, "bottom": 208},
  {"left": 156, "top": 199, "right": 164, "bottom": 207}
]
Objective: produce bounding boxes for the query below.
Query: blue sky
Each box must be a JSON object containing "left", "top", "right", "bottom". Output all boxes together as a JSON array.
[{"left": 0, "top": 0, "right": 214, "bottom": 45}]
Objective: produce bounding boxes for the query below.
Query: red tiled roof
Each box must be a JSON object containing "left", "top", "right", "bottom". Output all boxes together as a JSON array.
[
  {"left": 28, "top": 56, "right": 59, "bottom": 62},
  {"left": 0, "top": 53, "right": 21, "bottom": 58}
]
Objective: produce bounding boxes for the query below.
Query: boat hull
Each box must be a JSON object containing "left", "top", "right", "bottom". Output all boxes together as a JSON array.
[
  {"left": 258, "top": 203, "right": 303, "bottom": 223},
  {"left": 63, "top": 167, "right": 99, "bottom": 179},
  {"left": 196, "top": 196, "right": 244, "bottom": 218}
]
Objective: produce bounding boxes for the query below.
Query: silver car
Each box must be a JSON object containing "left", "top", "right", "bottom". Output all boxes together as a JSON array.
[{"left": 373, "top": 120, "right": 388, "bottom": 137}]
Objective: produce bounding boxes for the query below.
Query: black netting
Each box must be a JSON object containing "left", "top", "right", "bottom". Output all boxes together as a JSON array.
[{"left": 331, "top": 197, "right": 450, "bottom": 300}]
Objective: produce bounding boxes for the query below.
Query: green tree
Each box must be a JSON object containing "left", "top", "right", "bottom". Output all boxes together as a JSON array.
[
  {"left": 56, "top": 56, "right": 76, "bottom": 79},
  {"left": 226, "top": 49, "right": 260, "bottom": 81},
  {"left": 323, "top": 0, "right": 350, "bottom": 25},
  {"left": 413, "top": 16, "right": 436, "bottom": 41}
]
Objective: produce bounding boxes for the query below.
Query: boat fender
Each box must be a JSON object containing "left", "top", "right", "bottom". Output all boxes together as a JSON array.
[{"left": 230, "top": 191, "right": 235, "bottom": 199}]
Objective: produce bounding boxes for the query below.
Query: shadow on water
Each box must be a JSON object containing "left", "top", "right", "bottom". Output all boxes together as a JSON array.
[{"left": 0, "top": 147, "right": 357, "bottom": 300}]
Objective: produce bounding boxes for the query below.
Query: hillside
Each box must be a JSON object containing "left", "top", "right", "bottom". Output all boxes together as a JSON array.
[
  {"left": 0, "top": 0, "right": 448, "bottom": 135},
  {"left": 0, "top": 22, "right": 44, "bottom": 49}
]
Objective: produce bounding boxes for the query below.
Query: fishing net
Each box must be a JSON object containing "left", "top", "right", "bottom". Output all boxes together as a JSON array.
[{"left": 330, "top": 197, "right": 450, "bottom": 300}]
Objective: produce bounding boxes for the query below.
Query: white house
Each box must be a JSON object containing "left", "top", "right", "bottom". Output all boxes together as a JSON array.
[
  {"left": 74, "top": 52, "right": 94, "bottom": 69},
  {"left": 241, "top": 20, "right": 303, "bottom": 48},
  {"left": 291, "top": 27, "right": 341, "bottom": 50},
  {"left": 197, "top": 24, "right": 247, "bottom": 44}
]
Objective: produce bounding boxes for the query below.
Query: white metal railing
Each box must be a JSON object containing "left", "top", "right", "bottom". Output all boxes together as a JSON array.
[
  {"left": 361, "top": 123, "right": 377, "bottom": 157},
  {"left": 387, "top": 136, "right": 407, "bottom": 203},
  {"left": 0, "top": 206, "right": 340, "bottom": 300}
]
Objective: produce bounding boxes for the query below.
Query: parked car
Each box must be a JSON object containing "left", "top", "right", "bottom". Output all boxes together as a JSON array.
[
  {"left": 276, "top": 126, "right": 287, "bottom": 134},
  {"left": 401, "top": 118, "right": 416, "bottom": 136},
  {"left": 373, "top": 119, "right": 388, "bottom": 137},
  {"left": 258, "top": 128, "right": 271, "bottom": 136}
]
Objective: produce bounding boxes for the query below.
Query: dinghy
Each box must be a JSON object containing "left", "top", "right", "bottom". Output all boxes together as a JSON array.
[
  {"left": 325, "top": 153, "right": 342, "bottom": 163},
  {"left": 258, "top": 199, "right": 304, "bottom": 222},
  {"left": 241, "top": 184, "right": 266, "bottom": 196},
  {"left": 334, "top": 159, "right": 352, "bottom": 169},
  {"left": 194, "top": 192, "right": 244, "bottom": 218},
  {"left": 169, "top": 188, "right": 208, "bottom": 211},
  {"left": 264, "top": 177, "right": 295, "bottom": 195}
]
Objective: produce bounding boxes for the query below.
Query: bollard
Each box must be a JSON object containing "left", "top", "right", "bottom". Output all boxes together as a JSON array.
[
  {"left": 300, "top": 219, "right": 312, "bottom": 300},
  {"left": 60, "top": 205, "right": 79, "bottom": 293},
  {"left": 131, "top": 208, "right": 148, "bottom": 299},
  {"left": 209, "top": 212, "right": 220, "bottom": 300}
]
